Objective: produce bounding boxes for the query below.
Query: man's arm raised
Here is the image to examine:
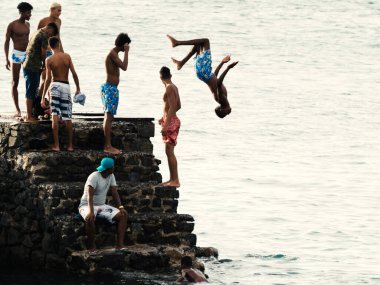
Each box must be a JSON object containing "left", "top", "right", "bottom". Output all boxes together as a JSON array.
[{"left": 111, "top": 43, "right": 129, "bottom": 71}]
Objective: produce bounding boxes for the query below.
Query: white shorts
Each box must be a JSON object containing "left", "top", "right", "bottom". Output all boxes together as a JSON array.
[
  {"left": 79, "top": 205, "right": 120, "bottom": 223},
  {"left": 11, "top": 49, "right": 26, "bottom": 64}
]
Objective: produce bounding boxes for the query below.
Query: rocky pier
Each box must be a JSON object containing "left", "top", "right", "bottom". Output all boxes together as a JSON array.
[{"left": 0, "top": 114, "right": 217, "bottom": 281}]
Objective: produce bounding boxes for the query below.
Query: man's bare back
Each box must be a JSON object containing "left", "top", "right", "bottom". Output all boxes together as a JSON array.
[
  {"left": 48, "top": 52, "right": 71, "bottom": 81},
  {"left": 38, "top": 17, "right": 61, "bottom": 30}
]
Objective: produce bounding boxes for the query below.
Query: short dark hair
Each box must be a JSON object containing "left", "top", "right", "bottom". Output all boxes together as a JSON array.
[
  {"left": 181, "top": 256, "right": 193, "bottom": 267},
  {"left": 46, "top": 22, "right": 59, "bottom": 36},
  {"left": 17, "top": 2, "right": 33, "bottom": 12},
  {"left": 160, "top": 66, "right": 171, "bottom": 79},
  {"left": 49, "top": 37, "right": 60, "bottom": 49},
  {"left": 115, "top": 33, "right": 131, "bottom": 47}
]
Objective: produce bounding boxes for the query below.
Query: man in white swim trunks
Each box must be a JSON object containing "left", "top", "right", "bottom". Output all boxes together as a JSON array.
[
  {"left": 78, "top": 158, "right": 128, "bottom": 251},
  {"left": 4, "top": 2, "right": 33, "bottom": 117},
  {"left": 41, "top": 37, "right": 80, "bottom": 151}
]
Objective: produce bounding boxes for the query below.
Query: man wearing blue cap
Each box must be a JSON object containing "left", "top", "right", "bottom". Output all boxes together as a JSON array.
[{"left": 78, "top": 157, "right": 127, "bottom": 251}]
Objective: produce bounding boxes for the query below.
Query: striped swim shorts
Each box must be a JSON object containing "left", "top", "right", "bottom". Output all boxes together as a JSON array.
[{"left": 50, "top": 81, "right": 72, "bottom": 121}]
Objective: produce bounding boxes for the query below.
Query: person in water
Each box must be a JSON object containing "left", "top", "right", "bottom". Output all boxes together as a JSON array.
[
  {"left": 177, "top": 256, "right": 208, "bottom": 283},
  {"left": 167, "top": 35, "right": 238, "bottom": 118}
]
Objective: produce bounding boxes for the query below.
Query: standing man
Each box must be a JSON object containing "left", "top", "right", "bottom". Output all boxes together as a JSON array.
[
  {"left": 38, "top": 2, "right": 63, "bottom": 100},
  {"left": 4, "top": 2, "right": 33, "bottom": 117},
  {"left": 101, "top": 33, "right": 131, "bottom": 154},
  {"left": 159, "top": 67, "right": 181, "bottom": 188},
  {"left": 23, "top": 23, "right": 58, "bottom": 122},
  {"left": 41, "top": 37, "right": 80, "bottom": 151},
  {"left": 78, "top": 158, "right": 128, "bottom": 251}
]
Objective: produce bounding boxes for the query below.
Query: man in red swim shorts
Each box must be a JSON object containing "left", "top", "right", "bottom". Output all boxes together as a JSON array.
[{"left": 159, "top": 66, "right": 181, "bottom": 187}]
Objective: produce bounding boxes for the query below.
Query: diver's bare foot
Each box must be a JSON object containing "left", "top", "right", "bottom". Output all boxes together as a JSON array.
[
  {"left": 166, "top": 35, "right": 178, "bottom": 47},
  {"left": 104, "top": 146, "right": 122, "bottom": 155},
  {"left": 13, "top": 111, "right": 21, "bottom": 118},
  {"left": 228, "top": 61, "right": 239, "bottom": 69},
  {"left": 51, "top": 146, "right": 60, "bottom": 151},
  {"left": 67, "top": 146, "right": 74, "bottom": 152},
  {"left": 171, "top": 57, "right": 183, "bottom": 70}
]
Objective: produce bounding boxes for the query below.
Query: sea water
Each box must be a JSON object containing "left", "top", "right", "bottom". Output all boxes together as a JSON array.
[{"left": 0, "top": 0, "right": 380, "bottom": 284}]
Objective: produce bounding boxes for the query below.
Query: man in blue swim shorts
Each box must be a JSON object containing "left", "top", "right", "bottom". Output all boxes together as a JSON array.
[
  {"left": 101, "top": 33, "right": 131, "bottom": 154},
  {"left": 167, "top": 35, "right": 238, "bottom": 118},
  {"left": 4, "top": 2, "right": 33, "bottom": 117}
]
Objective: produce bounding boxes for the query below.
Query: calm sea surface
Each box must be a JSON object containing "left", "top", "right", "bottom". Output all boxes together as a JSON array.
[{"left": 1, "top": 0, "right": 380, "bottom": 284}]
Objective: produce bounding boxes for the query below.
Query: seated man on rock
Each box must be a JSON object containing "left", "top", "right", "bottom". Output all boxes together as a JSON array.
[{"left": 78, "top": 157, "right": 127, "bottom": 252}]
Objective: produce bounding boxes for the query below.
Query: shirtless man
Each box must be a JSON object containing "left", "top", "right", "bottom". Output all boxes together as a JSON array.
[
  {"left": 167, "top": 35, "right": 238, "bottom": 118},
  {"left": 4, "top": 2, "right": 33, "bottom": 117},
  {"left": 177, "top": 256, "right": 208, "bottom": 283},
  {"left": 101, "top": 33, "right": 131, "bottom": 154},
  {"left": 41, "top": 37, "right": 80, "bottom": 151},
  {"left": 23, "top": 22, "right": 58, "bottom": 122},
  {"left": 159, "top": 67, "right": 181, "bottom": 187},
  {"left": 37, "top": 2, "right": 63, "bottom": 100}
]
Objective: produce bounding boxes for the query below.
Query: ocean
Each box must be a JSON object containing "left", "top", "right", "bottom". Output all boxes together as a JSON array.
[{"left": 1, "top": 0, "right": 380, "bottom": 284}]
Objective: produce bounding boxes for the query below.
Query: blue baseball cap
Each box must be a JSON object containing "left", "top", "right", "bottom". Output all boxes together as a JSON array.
[{"left": 97, "top": 158, "right": 114, "bottom": 172}]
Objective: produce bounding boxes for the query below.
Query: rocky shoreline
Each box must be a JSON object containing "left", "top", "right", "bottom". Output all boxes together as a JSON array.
[{"left": 0, "top": 114, "right": 217, "bottom": 281}]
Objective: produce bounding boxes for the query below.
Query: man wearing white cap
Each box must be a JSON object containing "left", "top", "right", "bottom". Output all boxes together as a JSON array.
[{"left": 78, "top": 158, "right": 128, "bottom": 251}]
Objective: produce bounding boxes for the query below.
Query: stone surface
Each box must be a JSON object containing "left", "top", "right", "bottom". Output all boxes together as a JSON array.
[{"left": 0, "top": 116, "right": 215, "bottom": 280}]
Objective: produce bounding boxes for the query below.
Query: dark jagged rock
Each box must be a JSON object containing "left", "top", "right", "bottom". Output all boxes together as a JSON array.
[{"left": 0, "top": 115, "right": 216, "bottom": 280}]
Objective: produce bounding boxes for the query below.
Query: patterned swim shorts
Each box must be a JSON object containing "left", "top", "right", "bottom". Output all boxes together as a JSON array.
[
  {"left": 194, "top": 49, "right": 214, "bottom": 82},
  {"left": 11, "top": 49, "right": 26, "bottom": 64},
  {"left": 101, "top": 83, "right": 119, "bottom": 115},
  {"left": 162, "top": 116, "right": 181, "bottom": 146}
]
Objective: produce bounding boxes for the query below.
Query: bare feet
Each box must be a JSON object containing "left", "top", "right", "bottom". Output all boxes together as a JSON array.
[
  {"left": 161, "top": 180, "right": 180, "bottom": 188},
  {"left": 166, "top": 181, "right": 180, "bottom": 188},
  {"left": 67, "top": 146, "right": 74, "bottom": 152},
  {"left": 51, "top": 146, "right": 60, "bottom": 151},
  {"left": 115, "top": 246, "right": 128, "bottom": 251},
  {"left": 166, "top": 34, "right": 178, "bottom": 47},
  {"left": 228, "top": 61, "right": 239, "bottom": 69},
  {"left": 13, "top": 110, "right": 21, "bottom": 118},
  {"left": 158, "top": 180, "right": 170, "bottom": 186},
  {"left": 24, "top": 116, "right": 38, "bottom": 123},
  {"left": 88, "top": 249, "right": 100, "bottom": 255},
  {"left": 171, "top": 57, "right": 183, "bottom": 70},
  {"left": 104, "top": 146, "right": 122, "bottom": 155}
]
